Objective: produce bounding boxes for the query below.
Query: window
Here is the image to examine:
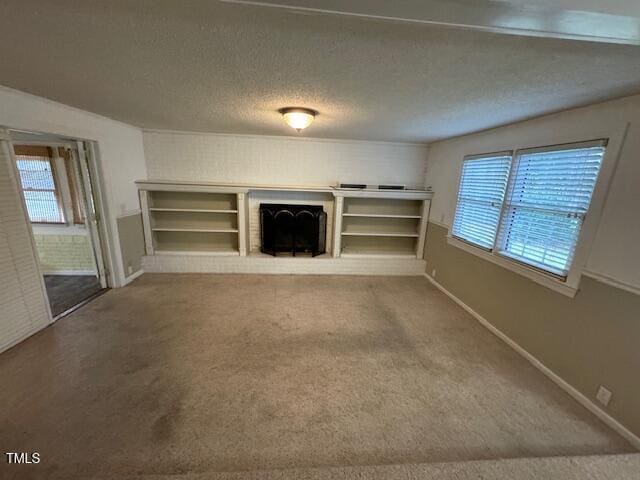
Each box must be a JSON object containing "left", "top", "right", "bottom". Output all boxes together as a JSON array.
[
  {"left": 451, "top": 140, "right": 607, "bottom": 280},
  {"left": 497, "top": 141, "right": 607, "bottom": 277},
  {"left": 451, "top": 152, "right": 512, "bottom": 250},
  {"left": 14, "top": 146, "right": 65, "bottom": 224}
]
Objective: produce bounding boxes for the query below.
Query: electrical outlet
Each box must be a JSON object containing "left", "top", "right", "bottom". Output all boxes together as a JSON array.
[
  {"left": 432, "top": 269, "right": 437, "bottom": 278},
  {"left": 596, "top": 385, "right": 612, "bottom": 407}
]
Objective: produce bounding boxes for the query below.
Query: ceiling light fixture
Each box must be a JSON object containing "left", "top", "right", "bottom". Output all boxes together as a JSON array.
[{"left": 280, "top": 107, "right": 317, "bottom": 132}]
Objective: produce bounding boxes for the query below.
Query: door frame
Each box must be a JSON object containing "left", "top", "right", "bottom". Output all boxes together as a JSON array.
[
  {"left": 4, "top": 127, "right": 116, "bottom": 320},
  {"left": 75, "top": 141, "right": 108, "bottom": 288}
]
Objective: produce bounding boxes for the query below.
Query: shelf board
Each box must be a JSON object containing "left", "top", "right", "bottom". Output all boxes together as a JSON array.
[
  {"left": 155, "top": 249, "right": 239, "bottom": 256},
  {"left": 340, "top": 252, "right": 416, "bottom": 259},
  {"left": 341, "top": 230, "right": 419, "bottom": 238},
  {"left": 342, "top": 213, "right": 421, "bottom": 219},
  {"left": 150, "top": 208, "right": 238, "bottom": 213},
  {"left": 340, "top": 246, "right": 417, "bottom": 258},
  {"left": 152, "top": 227, "right": 239, "bottom": 233}
]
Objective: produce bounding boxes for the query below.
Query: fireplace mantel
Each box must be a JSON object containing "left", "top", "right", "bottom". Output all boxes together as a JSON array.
[{"left": 136, "top": 179, "right": 432, "bottom": 199}]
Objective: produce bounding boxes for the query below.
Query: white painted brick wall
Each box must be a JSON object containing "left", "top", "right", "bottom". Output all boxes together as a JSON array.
[
  {"left": 142, "top": 254, "right": 426, "bottom": 276},
  {"left": 34, "top": 234, "right": 96, "bottom": 273},
  {"left": 143, "top": 131, "right": 428, "bottom": 189},
  {"left": 141, "top": 131, "right": 429, "bottom": 274}
]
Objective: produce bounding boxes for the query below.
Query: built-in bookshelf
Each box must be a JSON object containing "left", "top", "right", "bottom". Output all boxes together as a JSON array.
[
  {"left": 143, "top": 190, "right": 242, "bottom": 255},
  {"left": 336, "top": 196, "right": 430, "bottom": 258},
  {"left": 137, "top": 180, "right": 432, "bottom": 265}
]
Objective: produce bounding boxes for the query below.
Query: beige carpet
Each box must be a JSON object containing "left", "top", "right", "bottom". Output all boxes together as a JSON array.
[
  {"left": 0, "top": 274, "right": 634, "bottom": 479},
  {"left": 116, "top": 454, "right": 640, "bottom": 480}
]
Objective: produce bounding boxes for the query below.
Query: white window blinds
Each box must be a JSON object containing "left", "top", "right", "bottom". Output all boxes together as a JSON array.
[
  {"left": 452, "top": 152, "right": 512, "bottom": 250},
  {"left": 497, "top": 141, "right": 607, "bottom": 277}
]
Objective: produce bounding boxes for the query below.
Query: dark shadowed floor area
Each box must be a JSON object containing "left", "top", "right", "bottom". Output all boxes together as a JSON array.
[
  {"left": 43, "top": 274, "right": 104, "bottom": 316},
  {"left": 0, "top": 274, "right": 634, "bottom": 479}
]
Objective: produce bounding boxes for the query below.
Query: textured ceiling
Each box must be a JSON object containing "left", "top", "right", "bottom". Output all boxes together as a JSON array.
[{"left": 1, "top": 0, "right": 640, "bottom": 142}]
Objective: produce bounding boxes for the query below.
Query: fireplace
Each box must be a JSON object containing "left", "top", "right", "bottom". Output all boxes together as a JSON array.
[{"left": 260, "top": 204, "right": 327, "bottom": 256}]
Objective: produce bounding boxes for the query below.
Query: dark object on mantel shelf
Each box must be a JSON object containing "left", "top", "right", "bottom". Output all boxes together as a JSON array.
[
  {"left": 260, "top": 204, "right": 327, "bottom": 257},
  {"left": 337, "top": 183, "right": 406, "bottom": 190}
]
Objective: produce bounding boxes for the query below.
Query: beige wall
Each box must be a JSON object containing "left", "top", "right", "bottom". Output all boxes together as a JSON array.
[
  {"left": 424, "top": 95, "right": 640, "bottom": 438},
  {"left": 425, "top": 94, "right": 640, "bottom": 292},
  {"left": 424, "top": 223, "right": 640, "bottom": 437}
]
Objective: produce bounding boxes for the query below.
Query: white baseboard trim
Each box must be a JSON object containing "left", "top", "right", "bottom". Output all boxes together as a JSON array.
[
  {"left": 42, "top": 270, "right": 96, "bottom": 276},
  {"left": 124, "top": 269, "right": 144, "bottom": 284},
  {"left": 423, "top": 273, "right": 640, "bottom": 451}
]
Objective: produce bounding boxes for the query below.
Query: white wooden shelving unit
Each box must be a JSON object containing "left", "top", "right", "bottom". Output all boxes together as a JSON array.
[
  {"left": 333, "top": 191, "right": 431, "bottom": 259},
  {"left": 139, "top": 183, "right": 249, "bottom": 257},
  {"left": 137, "top": 180, "right": 432, "bottom": 274}
]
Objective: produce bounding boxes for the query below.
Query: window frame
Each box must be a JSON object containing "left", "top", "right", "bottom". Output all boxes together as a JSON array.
[
  {"left": 446, "top": 126, "right": 626, "bottom": 297},
  {"left": 14, "top": 145, "right": 66, "bottom": 225},
  {"left": 495, "top": 139, "right": 608, "bottom": 279}
]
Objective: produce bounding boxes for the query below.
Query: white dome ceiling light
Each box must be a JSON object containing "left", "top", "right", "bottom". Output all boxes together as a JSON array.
[{"left": 280, "top": 107, "right": 317, "bottom": 132}]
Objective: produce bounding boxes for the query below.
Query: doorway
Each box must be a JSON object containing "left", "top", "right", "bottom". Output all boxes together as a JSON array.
[{"left": 10, "top": 131, "right": 109, "bottom": 318}]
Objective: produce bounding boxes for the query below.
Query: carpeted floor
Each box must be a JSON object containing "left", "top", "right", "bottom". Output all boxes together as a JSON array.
[
  {"left": 112, "top": 454, "right": 640, "bottom": 480},
  {"left": 0, "top": 274, "right": 634, "bottom": 479},
  {"left": 44, "top": 274, "right": 104, "bottom": 316}
]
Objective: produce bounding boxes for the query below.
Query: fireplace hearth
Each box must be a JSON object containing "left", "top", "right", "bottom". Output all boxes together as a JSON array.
[{"left": 260, "top": 204, "right": 326, "bottom": 256}]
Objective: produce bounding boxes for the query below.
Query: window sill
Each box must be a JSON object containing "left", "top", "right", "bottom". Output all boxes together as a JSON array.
[{"left": 446, "top": 235, "right": 578, "bottom": 298}]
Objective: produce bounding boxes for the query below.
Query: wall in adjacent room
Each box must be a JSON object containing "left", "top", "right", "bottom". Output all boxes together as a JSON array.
[
  {"left": 424, "top": 94, "right": 640, "bottom": 439},
  {"left": 33, "top": 230, "right": 96, "bottom": 275},
  {"left": 0, "top": 86, "right": 147, "bottom": 286}
]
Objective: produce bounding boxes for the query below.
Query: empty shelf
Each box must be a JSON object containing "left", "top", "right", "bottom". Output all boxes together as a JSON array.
[
  {"left": 154, "top": 248, "right": 240, "bottom": 256},
  {"left": 342, "top": 213, "right": 421, "bottom": 219},
  {"left": 343, "top": 197, "right": 422, "bottom": 217},
  {"left": 341, "top": 231, "right": 419, "bottom": 237},
  {"left": 152, "top": 228, "right": 238, "bottom": 233},
  {"left": 340, "top": 247, "right": 416, "bottom": 258},
  {"left": 151, "top": 210, "right": 238, "bottom": 231},
  {"left": 149, "top": 191, "right": 237, "bottom": 210},
  {"left": 340, "top": 236, "right": 417, "bottom": 257},
  {"left": 150, "top": 208, "right": 238, "bottom": 213},
  {"left": 153, "top": 230, "right": 239, "bottom": 253}
]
